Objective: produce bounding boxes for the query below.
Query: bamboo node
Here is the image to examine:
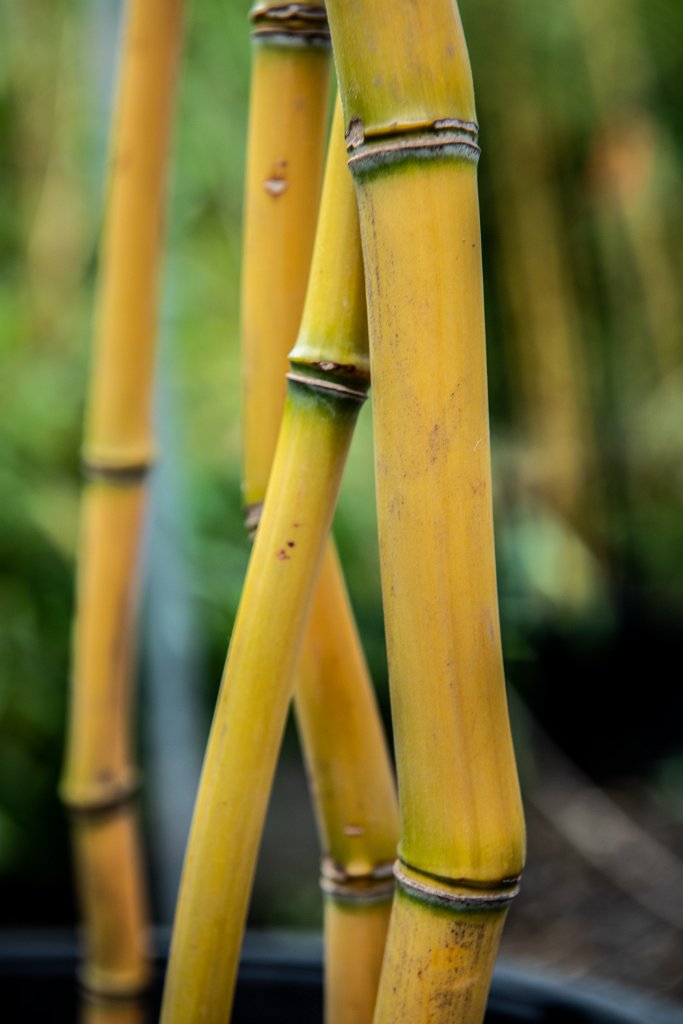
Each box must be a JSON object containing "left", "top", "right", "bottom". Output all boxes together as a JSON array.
[
  {"left": 348, "top": 129, "right": 480, "bottom": 177},
  {"left": 60, "top": 775, "right": 142, "bottom": 819},
  {"left": 395, "top": 861, "right": 520, "bottom": 911},
  {"left": 79, "top": 966, "right": 151, "bottom": 1003},
  {"left": 250, "top": 2, "right": 330, "bottom": 43},
  {"left": 81, "top": 458, "right": 152, "bottom": 485},
  {"left": 320, "top": 856, "right": 396, "bottom": 902},
  {"left": 244, "top": 501, "right": 264, "bottom": 538},
  {"left": 286, "top": 371, "right": 368, "bottom": 403}
]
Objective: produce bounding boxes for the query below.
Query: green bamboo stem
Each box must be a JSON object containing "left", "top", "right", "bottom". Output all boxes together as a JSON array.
[
  {"left": 326, "top": 1, "right": 525, "bottom": 1019},
  {"left": 161, "top": 100, "right": 371, "bottom": 1024}
]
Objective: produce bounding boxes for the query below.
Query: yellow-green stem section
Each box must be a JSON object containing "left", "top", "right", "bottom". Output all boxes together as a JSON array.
[
  {"left": 161, "top": 382, "right": 364, "bottom": 1024},
  {"left": 61, "top": 0, "right": 184, "bottom": 1001},
  {"left": 324, "top": 896, "right": 393, "bottom": 1024},
  {"left": 296, "top": 543, "right": 397, "bottom": 877},
  {"left": 373, "top": 887, "right": 507, "bottom": 1021},
  {"left": 241, "top": 30, "right": 330, "bottom": 509},
  {"left": 64, "top": 487, "right": 150, "bottom": 1002},
  {"left": 327, "top": 0, "right": 525, "bottom": 1018},
  {"left": 84, "top": 0, "right": 184, "bottom": 468},
  {"left": 355, "top": 147, "right": 524, "bottom": 896}
]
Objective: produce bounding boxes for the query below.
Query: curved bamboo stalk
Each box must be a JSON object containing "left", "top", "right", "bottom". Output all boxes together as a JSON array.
[
  {"left": 60, "top": 0, "right": 184, "bottom": 1013},
  {"left": 326, "top": 2, "right": 525, "bottom": 1020},
  {"left": 241, "top": 13, "right": 399, "bottom": 1011},
  {"left": 161, "top": 96, "right": 371, "bottom": 1024}
]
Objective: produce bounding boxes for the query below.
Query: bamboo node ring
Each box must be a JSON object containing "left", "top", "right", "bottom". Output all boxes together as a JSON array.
[
  {"left": 81, "top": 459, "right": 152, "bottom": 485},
  {"left": 348, "top": 131, "right": 480, "bottom": 175},
  {"left": 60, "top": 776, "right": 142, "bottom": 819},
  {"left": 395, "top": 860, "right": 520, "bottom": 910},
  {"left": 79, "top": 972, "right": 151, "bottom": 1003},
  {"left": 320, "top": 857, "right": 396, "bottom": 902},
  {"left": 286, "top": 371, "right": 368, "bottom": 402},
  {"left": 250, "top": 2, "right": 330, "bottom": 42}
]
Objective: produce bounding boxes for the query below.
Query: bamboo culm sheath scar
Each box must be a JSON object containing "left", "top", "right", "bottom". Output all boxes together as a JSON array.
[
  {"left": 241, "top": 10, "right": 398, "bottom": 1015},
  {"left": 325, "top": 1, "right": 526, "bottom": 1020},
  {"left": 60, "top": 0, "right": 184, "bottom": 1016},
  {"left": 161, "top": 96, "right": 376, "bottom": 1024}
]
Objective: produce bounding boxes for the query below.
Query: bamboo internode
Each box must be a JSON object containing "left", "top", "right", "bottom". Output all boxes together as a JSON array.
[{"left": 60, "top": 0, "right": 184, "bottom": 1008}]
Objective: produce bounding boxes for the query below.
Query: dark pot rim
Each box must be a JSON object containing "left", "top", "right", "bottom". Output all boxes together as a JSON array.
[{"left": 0, "top": 928, "right": 680, "bottom": 1024}]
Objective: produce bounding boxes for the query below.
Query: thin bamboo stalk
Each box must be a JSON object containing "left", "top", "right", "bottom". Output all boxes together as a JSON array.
[
  {"left": 485, "top": 51, "right": 594, "bottom": 535},
  {"left": 475, "top": 0, "right": 604, "bottom": 600},
  {"left": 161, "top": 100, "right": 371, "bottom": 1024},
  {"left": 297, "top": 542, "right": 398, "bottom": 1024},
  {"left": 60, "top": 0, "right": 184, "bottom": 1012},
  {"left": 572, "top": 0, "right": 682, "bottom": 382},
  {"left": 241, "top": 15, "right": 398, "bottom": 1013},
  {"left": 325, "top": 2, "right": 525, "bottom": 1020}
]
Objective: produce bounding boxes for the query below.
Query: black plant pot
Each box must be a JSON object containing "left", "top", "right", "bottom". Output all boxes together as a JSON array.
[{"left": 1, "top": 930, "right": 680, "bottom": 1024}]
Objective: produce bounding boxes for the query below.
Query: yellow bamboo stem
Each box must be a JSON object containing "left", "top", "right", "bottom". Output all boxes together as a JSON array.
[
  {"left": 60, "top": 0, "right": 184, "bottom": 1010},
  {"left": 297, "top": 543, "right": 397, "bottom": 1024},
  {"left": 241, "top": 1, "right": 331, "bottom": 515},
  {"left": 161, "top": 98, "right": 371, "bottom": 1024},
  {"left": 241, "top": 18, "right": 398, "bottom": 1017},
  {"left": 326, "top": 1, "right": 525, "bottom": 1019}
]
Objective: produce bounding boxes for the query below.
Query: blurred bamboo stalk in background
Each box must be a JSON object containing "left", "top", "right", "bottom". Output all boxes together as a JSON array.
[
  {"left": 162, "top": 99, "right": 372, "bottom": 1024},
  {"left": 478, "top": 0, "right": 604, "bottom": 607},
  {"left": 572, "top": 0, "right": 682, "bottom": 383},
  {"left": 59, "top": 0, "right": 184, "bottom": 1016},
  {"left": 326, "top": 1, "right": 525, "bottom": 1019},
  {"left": 241, "top": 10, "right": 398, "bottom": 1014},
  {"left": 486, "top": 49, "right": 592, "bottom": 527},
  {"left": 6, "top": 0, "right": 89, "bottom": 338}
]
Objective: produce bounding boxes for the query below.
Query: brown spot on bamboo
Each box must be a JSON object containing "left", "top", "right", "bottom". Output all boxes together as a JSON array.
[
  {"left": 263, "top": 160, "right": 288, "bottom": 198},
  {"left": 345, "top": 115, "right": 365, "bottom": 149}
]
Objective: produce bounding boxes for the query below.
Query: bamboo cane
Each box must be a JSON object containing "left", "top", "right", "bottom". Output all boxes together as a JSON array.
[
  {"left": 241, "top": 12, "right": 398, "bottom": 1012},
  {"left": 161, "top": 99, "right": 372, "bottom": 1024},
  {"left": 60, "top": 0, "right": 184, "bottom": 1012},
  {"left": 242, "top": 0, "right": 332, "bottom": 517},
  {"left": 325, "top": 2, "right": 526, "bottom": 1020}
]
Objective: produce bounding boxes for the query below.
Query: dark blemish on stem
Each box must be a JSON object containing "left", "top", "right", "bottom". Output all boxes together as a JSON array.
[
  {"left": 287, "top": 541, "right": 295, "bottom": 548},
  {"left": 345, "top": 115, "right": 365, "bottom": 149}
]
